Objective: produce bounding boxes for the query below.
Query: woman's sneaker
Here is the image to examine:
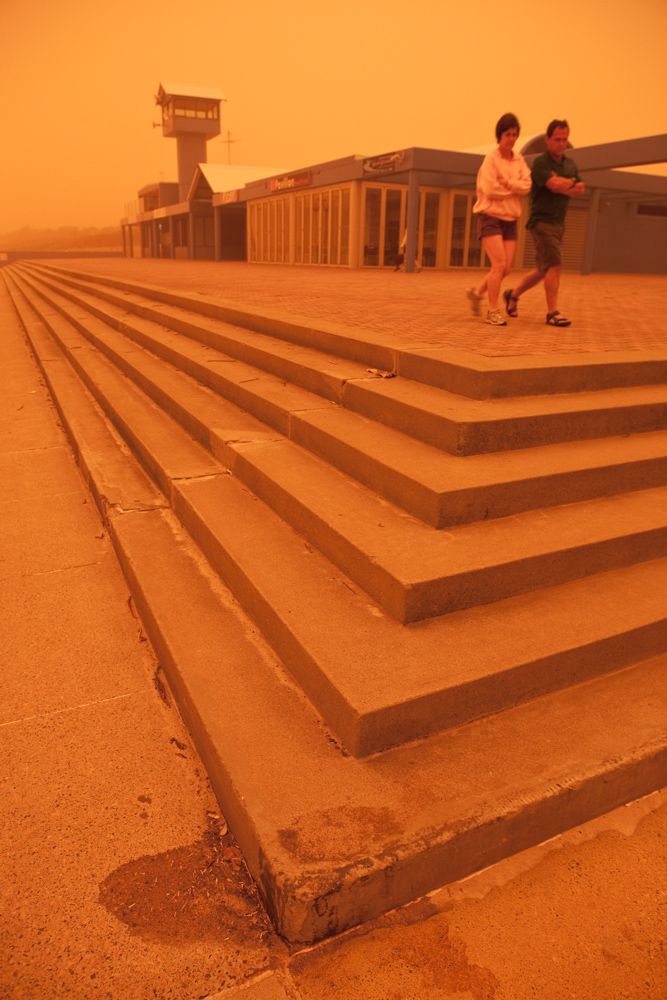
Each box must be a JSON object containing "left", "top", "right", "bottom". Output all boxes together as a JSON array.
[
  {"left": 467, "top": 288, "right": 483, "bottom": 316},
  {"left": 486, "top": 309, "right": 507, "bottom": 326}
]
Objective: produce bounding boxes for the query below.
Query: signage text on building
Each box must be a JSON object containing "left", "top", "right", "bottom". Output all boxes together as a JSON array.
[
  {"left": 362, "top": 151, "right": 406, "bottom": 175},
  {"left": 269, "top": 171, "right": 312, "bottom": 192}
]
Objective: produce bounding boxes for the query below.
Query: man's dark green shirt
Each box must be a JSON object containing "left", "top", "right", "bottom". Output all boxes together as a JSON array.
[{"left": 527, "top": 152, "right": 581, "bottom": 228}]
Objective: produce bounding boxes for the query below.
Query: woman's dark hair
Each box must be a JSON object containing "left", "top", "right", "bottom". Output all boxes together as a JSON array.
[
  {"left": 547, "top": 119, "right": 569, "bottom": 137},
  {"left": 495, "top": 113, "right": 520, "bottom": 142}
]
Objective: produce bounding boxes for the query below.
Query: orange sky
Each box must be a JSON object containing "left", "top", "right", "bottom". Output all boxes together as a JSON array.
[{"left": 1, "top": 0, "right": 666, "bottom": 232}]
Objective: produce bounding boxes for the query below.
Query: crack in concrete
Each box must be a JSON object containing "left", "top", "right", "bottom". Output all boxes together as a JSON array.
[
  {"left": 0, "top": 691, "right": 135, "bottom": 730},
  {"left": 0, "top": 559, "right": 106, "bottom": 581}
]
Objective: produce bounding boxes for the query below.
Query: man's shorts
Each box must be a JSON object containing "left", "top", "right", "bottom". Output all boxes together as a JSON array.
[
  {"left": 476, "top": 213, "right": 518, "bottom": 241},
  {"left": 529, "top": 221, "right": 564, "bottom": 270}
]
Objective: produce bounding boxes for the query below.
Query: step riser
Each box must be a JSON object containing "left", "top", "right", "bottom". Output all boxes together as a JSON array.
[
  {"left": 398, "top": 350, "right": 667, "bottom": 399},
  {"left": 355, "top": 617, "right": 667, "bottom": 755},
  {"left": 217, "top": 447, "right": 667, "bottom": 622},
  {"left": 343, "top": 380, "right": 667, "bottom": 455},
  {"left": 289, "top": 411, "right": 667, "bottom": 528}
]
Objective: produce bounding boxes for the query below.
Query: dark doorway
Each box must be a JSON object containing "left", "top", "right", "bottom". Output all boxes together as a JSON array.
[{"left": 219, "top": 205, "right": 247, "bottom": 260}]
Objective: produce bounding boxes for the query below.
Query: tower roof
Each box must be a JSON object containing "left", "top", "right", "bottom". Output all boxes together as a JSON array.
[{"left": 156, "top": 82, "right": 226, "bottom": 104}]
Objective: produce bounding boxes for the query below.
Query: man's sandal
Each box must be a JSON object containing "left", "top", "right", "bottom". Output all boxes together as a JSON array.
[
  {"left": 503, "top": 289, "right": 519, "bottom": 317},
  {"left": 546, "top": 311, "right": 572, "bottom": 327}
]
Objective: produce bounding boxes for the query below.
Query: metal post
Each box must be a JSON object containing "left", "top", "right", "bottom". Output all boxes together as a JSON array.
[
  {"left": 188, "top": 212, "right": 195, "bottom": 260},
  {"left": 404, "top": 171, "right": 419, "bottom": 273},
  {"left": 213, "top": 207, "right": 222, "bottom": 261},
  {"left": 582, "top": 187, "right": 601, "bottom": 275}
]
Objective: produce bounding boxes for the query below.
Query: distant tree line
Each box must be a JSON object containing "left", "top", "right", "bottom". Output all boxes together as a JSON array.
[{"left": 0, "top": 226, "right": 122, "bottom": 251}]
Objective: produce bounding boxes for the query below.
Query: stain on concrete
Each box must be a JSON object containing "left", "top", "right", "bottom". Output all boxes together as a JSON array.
[
  {"left": 278, "top": 806, "right": 403, "bottom": 863},
  {"left": 99, "top": 819, "right": 272, "bottom": 945},
  {"left": 291, "top": 915, "right": 500, "bottom": 999},
  {"left": 152, "top": 668, "right": 170, "bottom": 705}
]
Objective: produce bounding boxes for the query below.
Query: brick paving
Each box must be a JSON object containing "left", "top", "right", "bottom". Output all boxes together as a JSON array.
[{"left": 46, "top": 257, "right": 666, "bottom": 357}]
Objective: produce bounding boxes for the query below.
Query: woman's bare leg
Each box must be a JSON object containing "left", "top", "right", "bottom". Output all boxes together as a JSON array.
[{"left": 481, "top": 235, "right": 506, "bottom": 310}]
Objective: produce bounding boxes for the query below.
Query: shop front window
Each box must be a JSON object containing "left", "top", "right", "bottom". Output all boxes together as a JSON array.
[
  {"left": 450, "top": 194, "right": 468, "bottom": 266},
  {"left": 384, "top": 189, "right": 402, "bottom": 267},
  {"left": 321, "top": 192, "right": 330, "bottom": 265},
  {"left": 311, "top": 194, "right": 321, "bottom": 264},
  {"left": 340, "top": 189, "right": 350, "bottom": 265},
  {"left": 422, "top": 192, "right": 439, "bottom": 267},
  {"left": 364, "top": 189, "right": 381, "bottom": 265}
]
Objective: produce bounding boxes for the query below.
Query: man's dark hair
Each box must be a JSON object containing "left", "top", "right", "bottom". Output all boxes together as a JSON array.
[
  {"left": 495, "top": 113, "right": 520, "bottom": 142},
  {"left": 546, "top": 119, "right": 569, "bottom": 137}
]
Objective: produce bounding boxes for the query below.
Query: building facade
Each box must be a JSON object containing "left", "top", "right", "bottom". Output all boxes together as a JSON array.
[{"left": 120, "top": 91, "right": 667, "bottom": 275}]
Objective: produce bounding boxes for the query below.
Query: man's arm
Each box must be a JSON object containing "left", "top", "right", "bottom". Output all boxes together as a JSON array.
[{"left": 546, "top": 174, "right": 586, "bottom": 197}]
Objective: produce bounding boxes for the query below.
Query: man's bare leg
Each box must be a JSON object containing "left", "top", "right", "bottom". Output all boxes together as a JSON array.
[
  {"left": 512, "top": 267, "right": 546, "bottom": 299},
  {"left": 544, "top": 266, "right": 561, "bottom": 313}
]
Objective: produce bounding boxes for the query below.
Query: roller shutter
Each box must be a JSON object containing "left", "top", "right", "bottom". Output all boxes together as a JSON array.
[{"left": 522, "top": 205, "right": 589, "bottom": 271}]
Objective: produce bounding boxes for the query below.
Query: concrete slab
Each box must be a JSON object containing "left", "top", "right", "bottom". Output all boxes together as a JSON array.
[
  {"left": 0, "top": 488, "right": 106, "bottom": 580},
  {"left": 0, "top": 444, "right": 83, "bottom": 503},
  {"left": 0, "top": 557, "right": 151, "bottom": 724},
  {"left": 0, "top": 687, "right": 275, "bottom": 999}
]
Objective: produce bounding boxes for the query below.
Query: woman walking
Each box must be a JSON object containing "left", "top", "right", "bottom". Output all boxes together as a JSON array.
[{"left": 467, "top": 113, "right": 531, "bottom": 326}]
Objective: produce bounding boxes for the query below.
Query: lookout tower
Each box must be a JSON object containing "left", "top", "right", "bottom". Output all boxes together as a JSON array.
[{"left": 155, "top": 82, "right": 226, "bottom": 201}]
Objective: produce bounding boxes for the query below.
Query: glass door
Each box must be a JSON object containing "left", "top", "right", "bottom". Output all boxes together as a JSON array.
[{"left": 449, "top": 192, "right": 487, "bottom": 268}]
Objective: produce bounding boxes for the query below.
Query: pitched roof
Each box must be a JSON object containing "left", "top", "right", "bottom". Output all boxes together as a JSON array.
[
  {"left": 189, "top": 163, "right": 288, "bottom": 198},
  {"left": 157, "top": 82, "right": 226, "bottom": 102}
]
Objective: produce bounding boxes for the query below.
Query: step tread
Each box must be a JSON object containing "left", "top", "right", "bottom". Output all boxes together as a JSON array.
[{"left": 348, "top": 369, "right": 667, "bottom": 419}]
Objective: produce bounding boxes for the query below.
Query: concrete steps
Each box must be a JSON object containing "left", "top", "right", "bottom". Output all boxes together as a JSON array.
[
  {"left": 23, "top": 260, "right": 667, "bottom": 398},
  {"left": 5, "top": 263, "right": 666, "bottom": 945},
  {"left": 10, "top": 265, "right": 667, "bottom": 625},
  {"left": 14, "top": 264, "right": 667, "bottom": 531},
  {"left": 18, "top": 263, "right": 667, "bottom": 456}
]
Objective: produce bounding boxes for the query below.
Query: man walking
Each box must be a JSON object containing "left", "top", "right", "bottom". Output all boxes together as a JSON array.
[{"left": 503, "top": 120, "right": 586, "bottom": 327}]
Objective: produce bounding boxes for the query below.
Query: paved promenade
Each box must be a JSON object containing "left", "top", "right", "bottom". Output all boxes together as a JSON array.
[
  {"left": 52, "top": 258, "right": 667, "bottom": 356},
  {"left": 1, "top": 265, "right": 666, "bottom": 999}
]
